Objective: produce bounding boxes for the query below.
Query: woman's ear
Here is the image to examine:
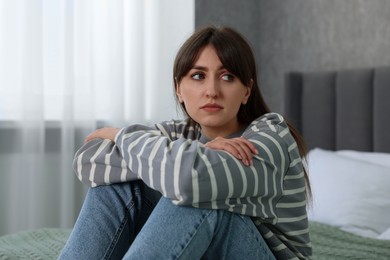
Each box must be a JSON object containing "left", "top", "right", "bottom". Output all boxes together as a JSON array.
[
  {"left": 175, "top": 78, "right": 184, "bottom": 103},
  {"left": 242, "top": 79, "right": 253, "bottom": 105}
]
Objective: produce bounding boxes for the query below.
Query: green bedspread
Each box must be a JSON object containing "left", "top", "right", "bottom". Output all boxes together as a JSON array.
[
  {"left": 310, "top": 221, "right": 390, "bottom": 259},
  {"left": 0, "top": 222, "right": 389, "bottom": 259},
  {"left": 0, "top": 228, "right": 71, "bottom": 260}
]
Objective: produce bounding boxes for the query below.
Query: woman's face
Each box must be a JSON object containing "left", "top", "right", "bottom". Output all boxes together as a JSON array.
[{"left": 176, "top": 45, "right": 252, "bottom": 139}]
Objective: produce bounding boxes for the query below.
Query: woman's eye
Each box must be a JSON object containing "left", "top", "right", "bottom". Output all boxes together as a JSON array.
[
  {"left": 221, "top": 74, "right": 235, "bottom": 82},
  {"left": 191, "top": 73, "right": 205, "bottom": 80}
]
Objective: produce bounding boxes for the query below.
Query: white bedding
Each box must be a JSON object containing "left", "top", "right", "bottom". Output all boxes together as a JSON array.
[{"left": 307, "top": 148, "right": 390, "bottom": 240}]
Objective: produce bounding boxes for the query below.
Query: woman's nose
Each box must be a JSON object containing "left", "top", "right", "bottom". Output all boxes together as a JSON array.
[{"left": 205, "top": 79, "right": 219, "bottom": 98}]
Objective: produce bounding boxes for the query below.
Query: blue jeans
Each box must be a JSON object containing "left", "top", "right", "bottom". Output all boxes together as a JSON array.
[{"left": 59, "top": 181, "right": 275, "bottom": 259}]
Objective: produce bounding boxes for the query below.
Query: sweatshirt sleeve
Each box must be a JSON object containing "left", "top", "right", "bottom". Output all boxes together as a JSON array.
[
  {"left": 73, "top": 124, "right": 159, "bottom": 187},
  {"left": 72, "top": 120, "right": 197, "bottom": 187},
  {"left": 114, "top": 113, "right": 291, "bottom": 218}
]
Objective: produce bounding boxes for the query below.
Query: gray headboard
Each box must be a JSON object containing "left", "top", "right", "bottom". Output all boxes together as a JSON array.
[{"left": 284, "top": 66, "right": 390, "bottom": 153}]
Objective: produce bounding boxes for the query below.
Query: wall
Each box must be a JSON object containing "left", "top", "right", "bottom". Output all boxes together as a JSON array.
[{"left": 196, "top": 0, "right": 390, "bottom": 113}]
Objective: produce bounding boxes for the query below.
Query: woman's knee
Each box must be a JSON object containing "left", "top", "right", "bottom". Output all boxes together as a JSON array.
[{"left": 206, "top": 212, "right": 275, "bottom": 260}]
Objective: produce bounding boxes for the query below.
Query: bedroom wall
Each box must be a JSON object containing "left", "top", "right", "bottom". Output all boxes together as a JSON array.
[{"left": 195, "top": 0, "right": 390, "bottom": 113}]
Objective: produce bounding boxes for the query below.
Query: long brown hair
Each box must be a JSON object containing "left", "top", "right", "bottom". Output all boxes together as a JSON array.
[{"left": 173, "top": 26, "right": 311, "bottom": 199}]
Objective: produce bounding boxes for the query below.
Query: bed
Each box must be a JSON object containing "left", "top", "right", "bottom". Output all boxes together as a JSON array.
[
  {"left": 1, "top": 67, "right": 390, "bottom": 259},
  {"left": 285, "top": 66, "right": 390, "bottom": 259},
  {"left": 0, "top": 228, "right": 71, "bottom": 259}
]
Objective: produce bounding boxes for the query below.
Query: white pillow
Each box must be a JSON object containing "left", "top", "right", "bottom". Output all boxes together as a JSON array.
[
  {"left": 378, "top": 227, "right": 390, "bottom": 240},
  {"left": 307, "top": 148, "right": 390, "bottom": 238},
  {"left": 336, "top": 150, "right": 390, "bottom": 169}
]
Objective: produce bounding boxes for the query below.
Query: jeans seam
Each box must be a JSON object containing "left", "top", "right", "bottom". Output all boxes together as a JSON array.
[
  {"left": 176, "top": 210, "right": 215, "bottom": 260},
  {"left": 103, "top": 199, "right": 135, "bottom": 260},
  {"left": 142, "top": 196, "right": 159, "bottom": 210}
]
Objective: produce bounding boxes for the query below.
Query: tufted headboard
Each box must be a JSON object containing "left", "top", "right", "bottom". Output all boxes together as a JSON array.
[{"left": 284, "top": 66, "right": 390, "bottom": 153}]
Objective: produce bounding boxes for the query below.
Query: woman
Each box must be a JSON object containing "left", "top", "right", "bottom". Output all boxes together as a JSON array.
[{"left": 59, "top": 26, "right": 312, "bottom": 259}]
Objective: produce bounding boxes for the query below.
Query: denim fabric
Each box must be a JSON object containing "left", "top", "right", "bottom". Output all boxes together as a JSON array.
[
  {"left": 58, "top": 181, "right": 161, "bottom": 259},
  {"left": 59, "top": 181, "right": 275, "bottom": 259},
  {"left": 125, "top": 197, "right": 275, "bottom": 260}
]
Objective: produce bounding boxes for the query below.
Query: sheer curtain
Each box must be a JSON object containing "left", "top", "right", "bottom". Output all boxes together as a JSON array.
[{"left": 0, "top": 0, "right": 194, "bottom": 235}]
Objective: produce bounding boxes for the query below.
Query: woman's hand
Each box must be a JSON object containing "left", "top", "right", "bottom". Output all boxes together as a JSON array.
[
  {"left": 84, "top": 127, "right": 120, "bottom": 143},
  {"left": 205, "top": 137, "right": 258, "bottom": 166}
]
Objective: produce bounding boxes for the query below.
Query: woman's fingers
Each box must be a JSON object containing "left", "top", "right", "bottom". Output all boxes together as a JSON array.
[
  {"left": 226, "top": 140, "right": 253, "bottom": 166},
  {"left": 239, "top": 137, "right": 258, "bottom": 154},
  {"left": 84, "top": 127, "right": 120, "bottom": 143},
  {"left": 232, "top": 138, "right": 259, "bottom": 164},
  {"left": 205, "top": 137, "right": 258, "bottom": 166}
]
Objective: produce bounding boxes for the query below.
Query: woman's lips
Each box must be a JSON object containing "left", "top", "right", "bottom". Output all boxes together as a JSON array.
[{"left": 200, "top": 103, "right": 223, "bottom": 112}]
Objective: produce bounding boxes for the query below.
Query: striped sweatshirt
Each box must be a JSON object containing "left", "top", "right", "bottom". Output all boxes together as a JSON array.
[{"left": 73, "top": 112, "right": 312, "bottom": 259}]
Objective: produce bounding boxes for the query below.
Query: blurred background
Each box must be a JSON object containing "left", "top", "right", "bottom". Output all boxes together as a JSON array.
[
  {"left": 1, "top": 0, "right": 390, "bottom": 236},
  {"left": 0, "top": 0, "right": 194, "bottom": 236}
]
